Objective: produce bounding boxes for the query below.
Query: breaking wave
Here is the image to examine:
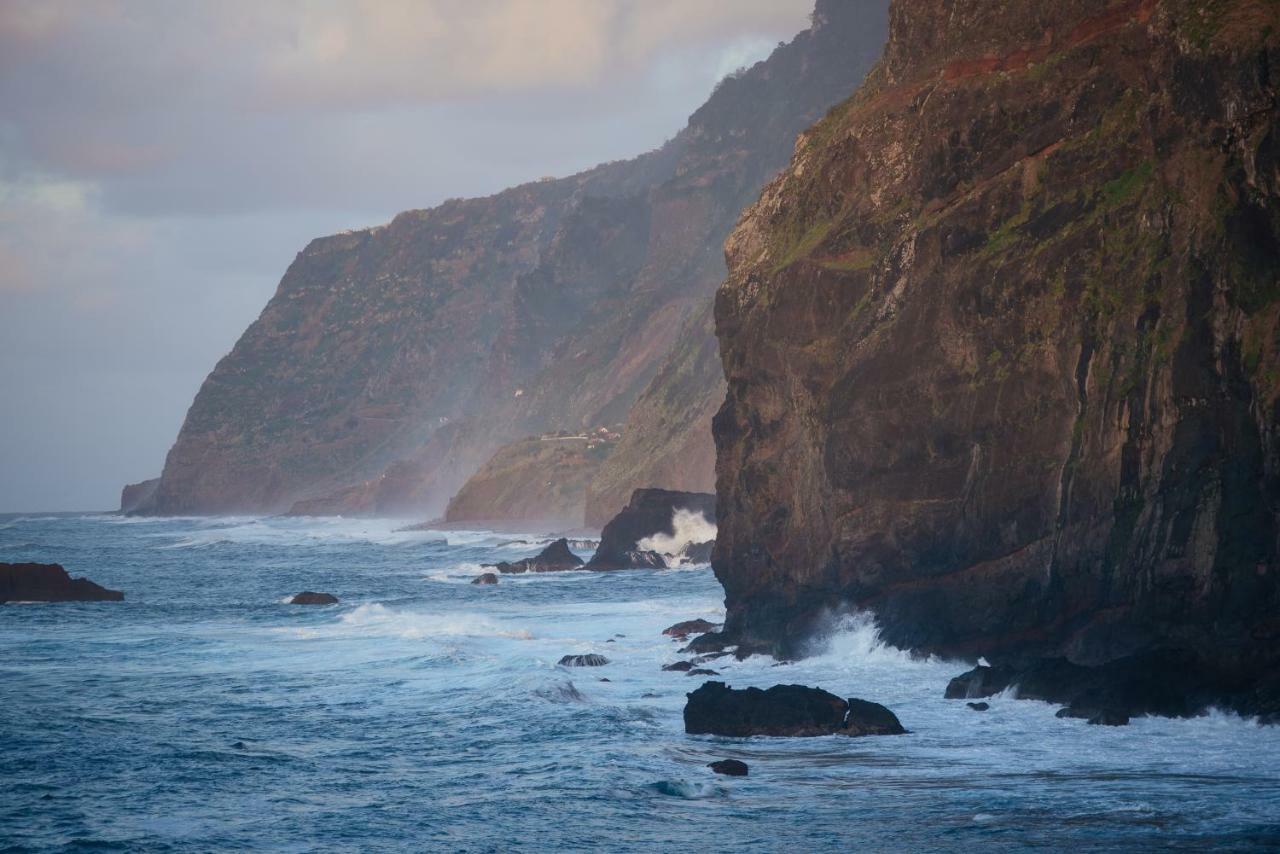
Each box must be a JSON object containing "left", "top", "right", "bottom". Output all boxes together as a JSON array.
[{"left": 637, "top": 509, "right": 716, "bottom": 560}]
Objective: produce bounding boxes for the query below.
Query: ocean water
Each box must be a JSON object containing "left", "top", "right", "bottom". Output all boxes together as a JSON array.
[{"left": 2, "top": 514, "right": 1279, "bottom": 852}]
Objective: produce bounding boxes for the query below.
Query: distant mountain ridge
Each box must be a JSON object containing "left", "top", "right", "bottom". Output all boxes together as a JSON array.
[{"left": 136, "top": 0, "right": 890, "bottom": 518}]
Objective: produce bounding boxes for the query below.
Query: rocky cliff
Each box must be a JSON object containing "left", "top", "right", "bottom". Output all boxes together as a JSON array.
[
  {"left": 443, "top": 435, "right": 614, "bottom": 528},
  {"left": 139, "top": 0, "right": 890, "bottom": 517},
  {"left": 714, "top": 0, "right": 1280, "bottom": 701}
]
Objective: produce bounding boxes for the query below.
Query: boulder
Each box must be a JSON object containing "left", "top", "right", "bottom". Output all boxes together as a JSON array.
[
  {"left": 471, "top": 573, "right": 499, "bottom": 585},
  {"left": 678, "top": 541, "right": 714, "bottom": 565},
  {"left": 489, "top": 538, "right": 584, "bottom": 574},
  {"left": 687, "top": 668, "right": 719, "bottom": 677},
  {"left": 586, "top": 488, "right": 714, "bottom": 570},
  {"left": 708, "top": 759, "right": 748, "bottom": 777},
  {"left": 684, "top": 682, "right": 905, "bottom": 737},
  {"left": 559, "top": 654, "right": 609, "bottom": 667},
  {"left": 944, "top": 665, "right": 1016, "bottom": 699},
  {"left": 663, "top": 618, "right": 720, "bottom": 638},
  {"left": 290, "top": 591, "right": 338, "bottom": 605},
  {"left": 966, "top": 702, "right": 990, "bottom": 712},
  {"left": 663, "top": 661, "right": 694, "bottom": 672},
  {"left": 0, "top": 563, "right": 123, "bottom": 603}
]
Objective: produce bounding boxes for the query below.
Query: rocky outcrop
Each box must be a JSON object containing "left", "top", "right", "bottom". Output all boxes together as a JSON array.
[
  {"left": 139, "top": 0, "right": 891, "bottom": 518},
  {"left": 708, "top": 759, "right": 749, "bottom": 777},
  {"left": 472, "top": 572, "right": 499, "bottom": 586},
  {"left": 444, "top": 435, "right": 614, "bottom": 527},
  {"left": 586, "top": 488, "right": 715, "bottom": 570},
  {"left": 119, "top": 478, "right": 159, "bottom": 514},
  {"left": 663, "top": 619, "right": 721, "bottom": 638},
  {"left": 0, "top": 563, "right": 123, "bottom": 603},
  {"left": 489, "top": 538, "right": 584, "bottom": 574},
  {"left": 290, "top": 591, "right": 338, "bottom": 605},
  {"left": 558, "top": 654, "right": 609, "bottom": 667},
  {"left": 712, "top": 0, "right": 1280, "bottom": 710},
  {"left": 684, "top": 681, "right": 905, "bottom": 737}
]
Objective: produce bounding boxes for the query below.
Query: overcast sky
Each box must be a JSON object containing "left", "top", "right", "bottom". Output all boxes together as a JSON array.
[{"left": 0, "top": 0, "right": 812, "bottom": 512}]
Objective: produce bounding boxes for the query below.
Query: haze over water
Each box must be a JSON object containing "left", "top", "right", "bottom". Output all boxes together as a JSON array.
[{"left": 3, "top": 514, "right": 1278, "bottom": 851}]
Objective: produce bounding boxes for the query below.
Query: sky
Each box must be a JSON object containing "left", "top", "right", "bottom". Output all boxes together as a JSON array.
[{"left": 0, "top": 0, "right": 813, "bottom": 512}]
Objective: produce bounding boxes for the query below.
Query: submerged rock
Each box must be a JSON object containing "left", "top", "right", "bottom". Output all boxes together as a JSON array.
[
  {"left": 663, "top": 661, "right": 694, "bottom": 672},
  {"left": 684, "top": 681, "right": 905, "bottom": 737},
  {"left": 489, "top": 538, "right": 585, "bottom": 574},
  {"left": 687, "top": 668, "right": 719, "bottom": 677},
  {"left": 966, "top": 702, "right": 990, "bottom": 712},
  {"left": 708, "top": 759, "right": 748, "bottom": 777},
  {"left": 290, "top": 591, "right": 338, "bottom": 605},
  {"left": 586, "top": 489, "right": 715, "bottom": 570},
  {"left": 0, "top": 563, "right": 123, "bottom": 603},
  {"left": 559, "top": 654, "right": 609, "bottom": 667},
  {"left": 663, "top": 619, "right": 721, "bottom": 638},
  {"left": 471, "top": 573, "right": 499, "bottom": 585}
]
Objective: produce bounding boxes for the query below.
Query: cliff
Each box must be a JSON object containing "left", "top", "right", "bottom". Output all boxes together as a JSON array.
[
  {"left": 585, "top": 302, "right": 724, "bottom": 527},
  {"left": 713, "top": 0, "right": 1280, "bottom": 701},
  {"left": 444, "top": 434, "right": 615, "bottom": 528},
  {"left": 140, "top": 0, "right": 890, "bottom": 517}
]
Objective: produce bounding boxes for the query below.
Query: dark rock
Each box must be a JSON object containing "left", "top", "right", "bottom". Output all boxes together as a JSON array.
[
  {"left": 1088, "top": 709, "right": 1130, "bottom": 726},
  {"left": 599, "top": 678, "right": 612, "bottom": 683},
  {"left": 945, "top": 665, "right": 1016, "bottom": 700},
  {"left": 687, "top": 668, "right": 720, "bottom": 676},
  {"left": 966, "top": 702, "right": 990, "bottom": 712},
  {"left": 708, "top": 759, "right": 749, "bottom": 777},
  {"left": 678, "top": 540, "right": 715, "bottom": 565},
  {"left": 290, "top": 591, "right": 338, "bottom": 605},
  {"left": 663, "top": 618, "right": 721, "bottom": 638},
  {"left": 684, "top": 681, "right": 905, "bottom": 737},
  {"left": 663, "top": 661, "right": 694, "bottom": 672},
  {"left": 680, "top": 631, "right": 732, "bottom": 655},
  {"left": 586, "top": 489, "right": 715, "bottom": 570},
  {"left": 471, "top": 572, "right": 499, "bottom": 585},
  {"left": 0, "top": 563, "right": 123, "bottom": 603},
  {"left": 710, "top": 0, "right": 1280, "bottom": 718},
  {"left": 489, "top": 538, "right": 584, "bottom": 574},
  {"left": 559, "top": 654, "right": 609, "bottom": 667},
  {"left": 605, "top": 639, "right": 615, "bottom": 643},
  {"left": 231, "top": 741, "right": 247, "bottom": 750}
]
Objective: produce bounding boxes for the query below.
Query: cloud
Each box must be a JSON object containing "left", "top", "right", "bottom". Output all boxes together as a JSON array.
[{"left": 0, "top": 0, "right": 814, "bottom": 510}]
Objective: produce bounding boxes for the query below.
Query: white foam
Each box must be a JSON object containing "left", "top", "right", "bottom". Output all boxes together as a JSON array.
[
  {"left": 336, "top": 603, "right": 534, "bottom": 640},
  {"left": 637, "top": 509, "right": 716, "bottom": 562}
]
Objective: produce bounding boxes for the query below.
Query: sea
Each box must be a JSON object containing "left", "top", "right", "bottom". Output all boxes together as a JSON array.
[{"left": 2, "top": 513, "right": 1279, "bottom": 852}]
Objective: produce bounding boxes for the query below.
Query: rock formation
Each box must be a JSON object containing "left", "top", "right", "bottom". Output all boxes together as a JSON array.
[
  {"left": 137, "top": 0, "right": 890, "bottom": 518},
  {"left": 558, "top": 654, "right": 609, "bottom": 667},
  {"left": 0, "top": 563, "right": 123, "bottom": 603},
  {"left": 489, "top": 538, "right": 585, "bottom": 574},
  {"left": 684, "top": 681, "right": 905, "bottom": 737},
  {"left": 713, "top": 0, "right": 1280, "bottom": 712},
  {"left": 472, "top": 572, "right": 499, "bottom": 586},
  {"left": 585, "top": 488, "right": 715, "bottom": 570},
  {"left": 290, "top": 591, "right": 338, "bottom": 605},
  {"left": 708, "top": 759, "right": 749, "bottom": 777},
  {"left": 119, "top": 478, "right": 159, "bottom": 514}
]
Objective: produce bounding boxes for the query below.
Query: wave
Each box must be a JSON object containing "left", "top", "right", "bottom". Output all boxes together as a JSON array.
[
  {"left": 637, "top": 509, "right": 716, "bottom": 560},
  {"left": 336, "top": 603, "right": 534, "bottom": 640},
  {"left": 802, "top": 610, "right": 927, "bottom": 667}
]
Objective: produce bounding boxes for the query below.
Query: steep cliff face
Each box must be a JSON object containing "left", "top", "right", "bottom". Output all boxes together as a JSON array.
[
  {"left": 585, "top": 302, "right": 724, "bottom": 527},
  {"left": 714, "top": 0, "right": 1280, "bottom": 688},
  {"left": 444, "top": 435, "right": 614, "bottom": 528},
  {"left": 142, "top": 0, "right": 890, "bottom": 517}
]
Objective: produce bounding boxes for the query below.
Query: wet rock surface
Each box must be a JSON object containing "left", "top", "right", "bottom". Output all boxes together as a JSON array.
[
  {"left": 684, "top": 681, "right": 905, "bottom": 737},
  {"left": 471, "top": 573, "right": 499, "bottom": 586},
  {"left": 586, "top": 489, "right": 714, "bottom": 570},
  {"left": 490, "top": 539, "right": 584, "bottom": 574},
  {"left": 708, "top": 759, "right": 749, "bottom": 777},
  {"left": 0, "top": 563, "right": 124, "bottom": 603},
  {"left": 559, "top": 654, "right": 609, "bottom": 667},
  {"left": 290, "top": 592, "right": 338, "bottom": 605}
]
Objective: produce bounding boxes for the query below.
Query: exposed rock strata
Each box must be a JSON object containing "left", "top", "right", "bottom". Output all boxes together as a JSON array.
[
  {"left": 712, "top": 0, "right": 1280, "bottom": 711},
  {"left": 140, "top": 0, "right": 890, "bottom": 518},
  {"left": 0, "top": 563, "right": 123, "bottom": 603}
]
